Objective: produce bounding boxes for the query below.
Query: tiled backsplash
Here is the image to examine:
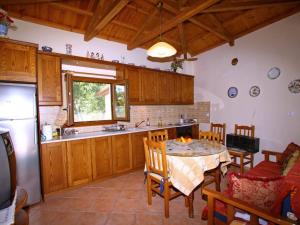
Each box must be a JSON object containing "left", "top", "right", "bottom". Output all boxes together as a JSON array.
[{"left": 39, "top": 102, "right": 210, "bottom": 132}]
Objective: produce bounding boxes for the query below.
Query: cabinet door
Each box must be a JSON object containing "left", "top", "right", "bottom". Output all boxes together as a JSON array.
[
  {"left": 66, "top": 139, "right": 92, "bottom": 186},
  {"left": 167, "top": 128, "right": 177, "bottom": 139},
  {"left": 131, "top": 131, "right": 147, "bottom": 169},
  {"left": 141, "top": 69, "right": 158, "bottom": 104},
  {"left": 0, "top": 41, "right": 37, "bottom": 82},
  {"left": 173, "top": 75, "right": 182, "bottom": 104},
  {"left": 112, "top": 134, "right": 132, "bottom": 174},
  {"left": 91, "top": 137, "right": 113, "bottom": 180},
  {"left": 125, "top": 67, "right": 141, "bottom": 104},
  {"left": 192, "top": 124, "right": 199, "bottom": 139},
  {"left": 158, "top": 72, "right": 170, "bottom": 104},
  {"left": 181, "top": 76, "right": 194, "bottom": 104},
  {"left": 38, "top": 54, "right": 62, "bottom": 106},
  {"left": 41, "top": 142, "right": 68, "bottom": 194}
]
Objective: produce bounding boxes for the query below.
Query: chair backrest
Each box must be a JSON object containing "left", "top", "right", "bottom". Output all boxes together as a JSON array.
[
  {"left": 143, "top": 137, "right": 168, "bottom": 179},
  {"left": 234, "top": 124, "right": 255, "bottom": 138},
  {"left": 210, "top": 123, "right": 226, "bottom": 144},
  {"left": 148, "top": 129, "right": 168, "bottom": 142},
  {"left": 199, "top": 131, "right": 221, "bottom": 143}
]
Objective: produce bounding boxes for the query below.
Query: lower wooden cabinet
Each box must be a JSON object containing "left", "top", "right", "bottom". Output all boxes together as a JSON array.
[
  {"left": 91, "top": 137, "right": 113, "bottom": 180},
  {"left": 112, "top": 134, "right": 132, "bottom": 174},
  {"left": 66, "top": 139, "right": 92, "bottom": 186},
  {"left": 167, "top": 128, "right": 177, "bottom": 139},
  {"left": 131, "top": 131, "right": 147, "bottom": 169},
  {"left": 41, "top": 142, "right": 68, "bottom": 194},
  {"left": 192, "top": 124, "right": 200, "bottom": 139}
]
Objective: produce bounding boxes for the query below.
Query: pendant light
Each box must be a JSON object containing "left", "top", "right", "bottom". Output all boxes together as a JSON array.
[{"left": 147, "top": 1, "right": 177, "bottom": 58}]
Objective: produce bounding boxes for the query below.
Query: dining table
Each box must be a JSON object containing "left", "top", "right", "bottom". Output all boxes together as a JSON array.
[{"left": 165, "top": 138, "right": 232, "bottom": 217}]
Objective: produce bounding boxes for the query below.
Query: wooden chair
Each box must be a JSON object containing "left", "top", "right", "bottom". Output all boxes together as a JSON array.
[
  {"left": 198, "top": 131, "right": 221, "bottom": 191},
  {"left": 148, "top": 129, "right": 168, "bottom": 142},
  {"left": 143, "top": 137, "right": 192, "bottom": 218},
  {"left": 228, "top": 124, "right": 255, "bottom": 173},
  {"left": 199, "top": 131, "right": 220, "bottom": 143},
  {"left": 203, "top": 187, "right": 293, "bottom": 225},
  {"left": 210, "top": 123, "right": 226, "bottom": 145}
]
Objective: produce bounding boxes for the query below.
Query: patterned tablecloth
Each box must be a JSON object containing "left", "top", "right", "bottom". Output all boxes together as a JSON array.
[{"left": 165, "top": 139, "right": 231, "bottom": 196}]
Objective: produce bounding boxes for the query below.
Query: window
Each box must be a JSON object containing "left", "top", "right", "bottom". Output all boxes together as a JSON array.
[{"left": 67, "top": 75, "right": 128, "bottom": 126}]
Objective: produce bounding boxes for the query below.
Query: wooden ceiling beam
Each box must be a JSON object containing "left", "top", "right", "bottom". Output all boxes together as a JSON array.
[
  {"left": 128, "top": 0, "right": 220, "bottom": 50},
  {"left": 206, "top": 13, "right": 234, "bottom": 45},
  {"left": 84, "top": 0, "right": 131, "bottom": 42},
  {"left": 146, "top": 0, "right": 232, "bottom": 42},
  {"left": 190, "top": 5, "right": 300, "bottom": 56},
  {"left": 0, "top": 0, "right": 60, "bottom": 4},
  {"left": 127, "top": 0, "right": 160, "bottom": 50},
  {"left": 177, "top": 23, "right": 187, "bottom": 56},
  {"left": 202, "top": 0, "right": 300, "bottom": 13}
]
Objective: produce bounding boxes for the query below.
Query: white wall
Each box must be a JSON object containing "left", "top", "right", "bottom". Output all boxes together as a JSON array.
[
  {"left": 9, "top": 18, "right": 175, "bottom": 70},
  {"left": 194, "top": 13, "right": 300, "bottom": 165}
]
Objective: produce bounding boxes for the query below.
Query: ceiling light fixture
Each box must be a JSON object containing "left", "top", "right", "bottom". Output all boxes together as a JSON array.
[{"left": 147, "top": 1, "right": 177, "bottom": 58}]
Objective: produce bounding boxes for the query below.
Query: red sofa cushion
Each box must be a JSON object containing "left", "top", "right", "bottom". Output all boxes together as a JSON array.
[
  {"left": 227, "top": 172, "right": 284, "bottom": 211},
  {"left": 246, "top": 161, "right": 281, "bottom": 177}
]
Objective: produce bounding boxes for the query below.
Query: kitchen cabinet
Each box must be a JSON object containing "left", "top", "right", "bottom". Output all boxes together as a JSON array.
[
  {"left": 66, "top": 139, "right": 92, "bottom": 186},
  {"left": 91, "top": 137, "right": 113, "bottom": 180},
  {"left": 112, "top": 134, "right": 132, "bottom": 174},
  {"left": 125, "top": 66, "right": 141, "bottom": 104},
  {"left": 38, "top": 53, "right": 62, "bottom": 106},
  {"left": 157, "top": 72, "right": 170, "bottom": 104},
  {"left": 192, "top": 124, "right": 200, "bottom": 139},
  {"left": 131, "top": 131, "right": 147, "bottom": 169},
  {"left": 141, "top": 69, "right": 158, "bottom": 104},
  {"left": 41, "top": 142, "right": 68, "bottom": 194},
  {"left": 167, "top": 128, "right": 177, "bottom": 139},
  {"left": 181, "top": 75, "right": 194, "bottom": 104},
  {"left": 0, "top": 39, "right": 37, "bottom": 83}
]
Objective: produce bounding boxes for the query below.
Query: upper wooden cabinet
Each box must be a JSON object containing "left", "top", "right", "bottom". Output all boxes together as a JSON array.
[
  {"left": 41, "top": 142, "right": 68, "bottom": 194},
  {"left": 66, "top": 139, "right": 92, "bottom": 186},
  {"left": 112, "top": 134, "right": 132, "bottom": 174},
  {"left": 0, "top": 39, "right": 37, "bottom": 83},
  {"left": 181, "top": 75, "right": 194, "bottom": 104},
  {"left": 125, "top": 66, "right": 141, "bottom": 104},
  {"left": 38, "top": 53, "right": 62, "bottom": 106},
  {"left": 91, "top": 136, "right": 113, "bottom": 180},
  {"left": 125, "top": 66, "right": 194, "bottom": 105},
  {"left": 141, "top": 69, "right": 158, "bottom": 104}
]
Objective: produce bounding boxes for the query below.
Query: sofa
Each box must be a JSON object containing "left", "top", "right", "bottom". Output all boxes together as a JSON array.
[{"left": 202, "top": 142, "right": 300, "bottom": 225}]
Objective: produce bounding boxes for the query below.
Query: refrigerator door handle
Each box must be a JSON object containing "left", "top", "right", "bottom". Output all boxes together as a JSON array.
[{"left": 33, "top": 93, "right": 37, "bottom": 117}]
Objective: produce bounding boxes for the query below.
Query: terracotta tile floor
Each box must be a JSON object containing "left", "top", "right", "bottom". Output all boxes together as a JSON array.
[{"left": 29, "top": 169, "right": 228, "bottom": 225}]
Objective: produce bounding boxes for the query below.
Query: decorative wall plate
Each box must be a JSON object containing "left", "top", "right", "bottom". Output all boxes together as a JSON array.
[
  {"left": 288, "top": 79, "right": 300, "bottom": 94},
  {"left": 267, "top": 67, "right": 280, "bottom": 80},
  {"left": 231, "top": 58, "right": 238, "bottom": 66},
  {"left": 249, "top": 85, "right": 260, "bottom": 97},
  {"left": 228, "top": 87, "right": 238, "bottom": 98}
]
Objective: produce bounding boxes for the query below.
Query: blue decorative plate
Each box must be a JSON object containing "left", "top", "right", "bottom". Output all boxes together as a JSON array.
[
  {"left": 228, "top": 87, "right": 238, "bottom": 98},
  {"left": 267, "top": 67, "right": 280, "bottom": 80}
]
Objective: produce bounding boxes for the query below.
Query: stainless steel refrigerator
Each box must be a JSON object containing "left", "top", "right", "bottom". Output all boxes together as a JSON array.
[{"left": 0, "top": 83, "right": 41, "bottom": 205}]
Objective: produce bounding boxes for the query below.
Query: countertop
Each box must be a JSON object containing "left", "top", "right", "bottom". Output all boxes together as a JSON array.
[{"left": 41, "top": 123, "right": 198, "bottom": 144}]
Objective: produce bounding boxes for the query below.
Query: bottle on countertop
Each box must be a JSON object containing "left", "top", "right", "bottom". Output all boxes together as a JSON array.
[
  {"left": 179, "top": 114, "right": 184, "bottom": 124},
  {"left": 158, "top": 117, "right": 163, "bottom": 127},
  {"left": 146, "top": 118, "right": 150, "bottom": 126}
]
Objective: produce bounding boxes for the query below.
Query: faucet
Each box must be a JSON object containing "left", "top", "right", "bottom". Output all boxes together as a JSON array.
[{"left": 135, "top": 120, "right": 145, "bottom": 128}]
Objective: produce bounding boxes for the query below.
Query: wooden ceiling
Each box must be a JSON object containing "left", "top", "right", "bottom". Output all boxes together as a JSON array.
[{"left": 2, "top": 0, "right": 300, "bottom": 56}]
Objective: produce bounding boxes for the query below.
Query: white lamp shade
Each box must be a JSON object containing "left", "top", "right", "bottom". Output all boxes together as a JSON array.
[{"left": 147, "top": 41, "right": 177, "bottom": 58}]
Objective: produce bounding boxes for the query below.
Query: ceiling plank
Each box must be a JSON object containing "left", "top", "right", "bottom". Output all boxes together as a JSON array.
[
  {"left": 206, "top": 13, "right": 234, "bottom": 45},
  {"left": 0, "top": 0, "right": 60, "bottom": 4},
  {"left": 146, "top": 0, "right": 231, "bottom": 42},
  {"left": 49, "top": 3, "right": 93, "bottom": 16},
  {"left": 127, "top": 0, "right": 160, "bottom": 50},
  {"left": 84, "top": 0, "right": 131, "bottom": 42},
  {"left": 190, "top": 5, "right": 300, "bottom": 56},
  {"left": 202, "top": 0, "right": 300, "bottom": 13},
  {"left": 128, "top": 0, "right": 221, "bottom": 50}
]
